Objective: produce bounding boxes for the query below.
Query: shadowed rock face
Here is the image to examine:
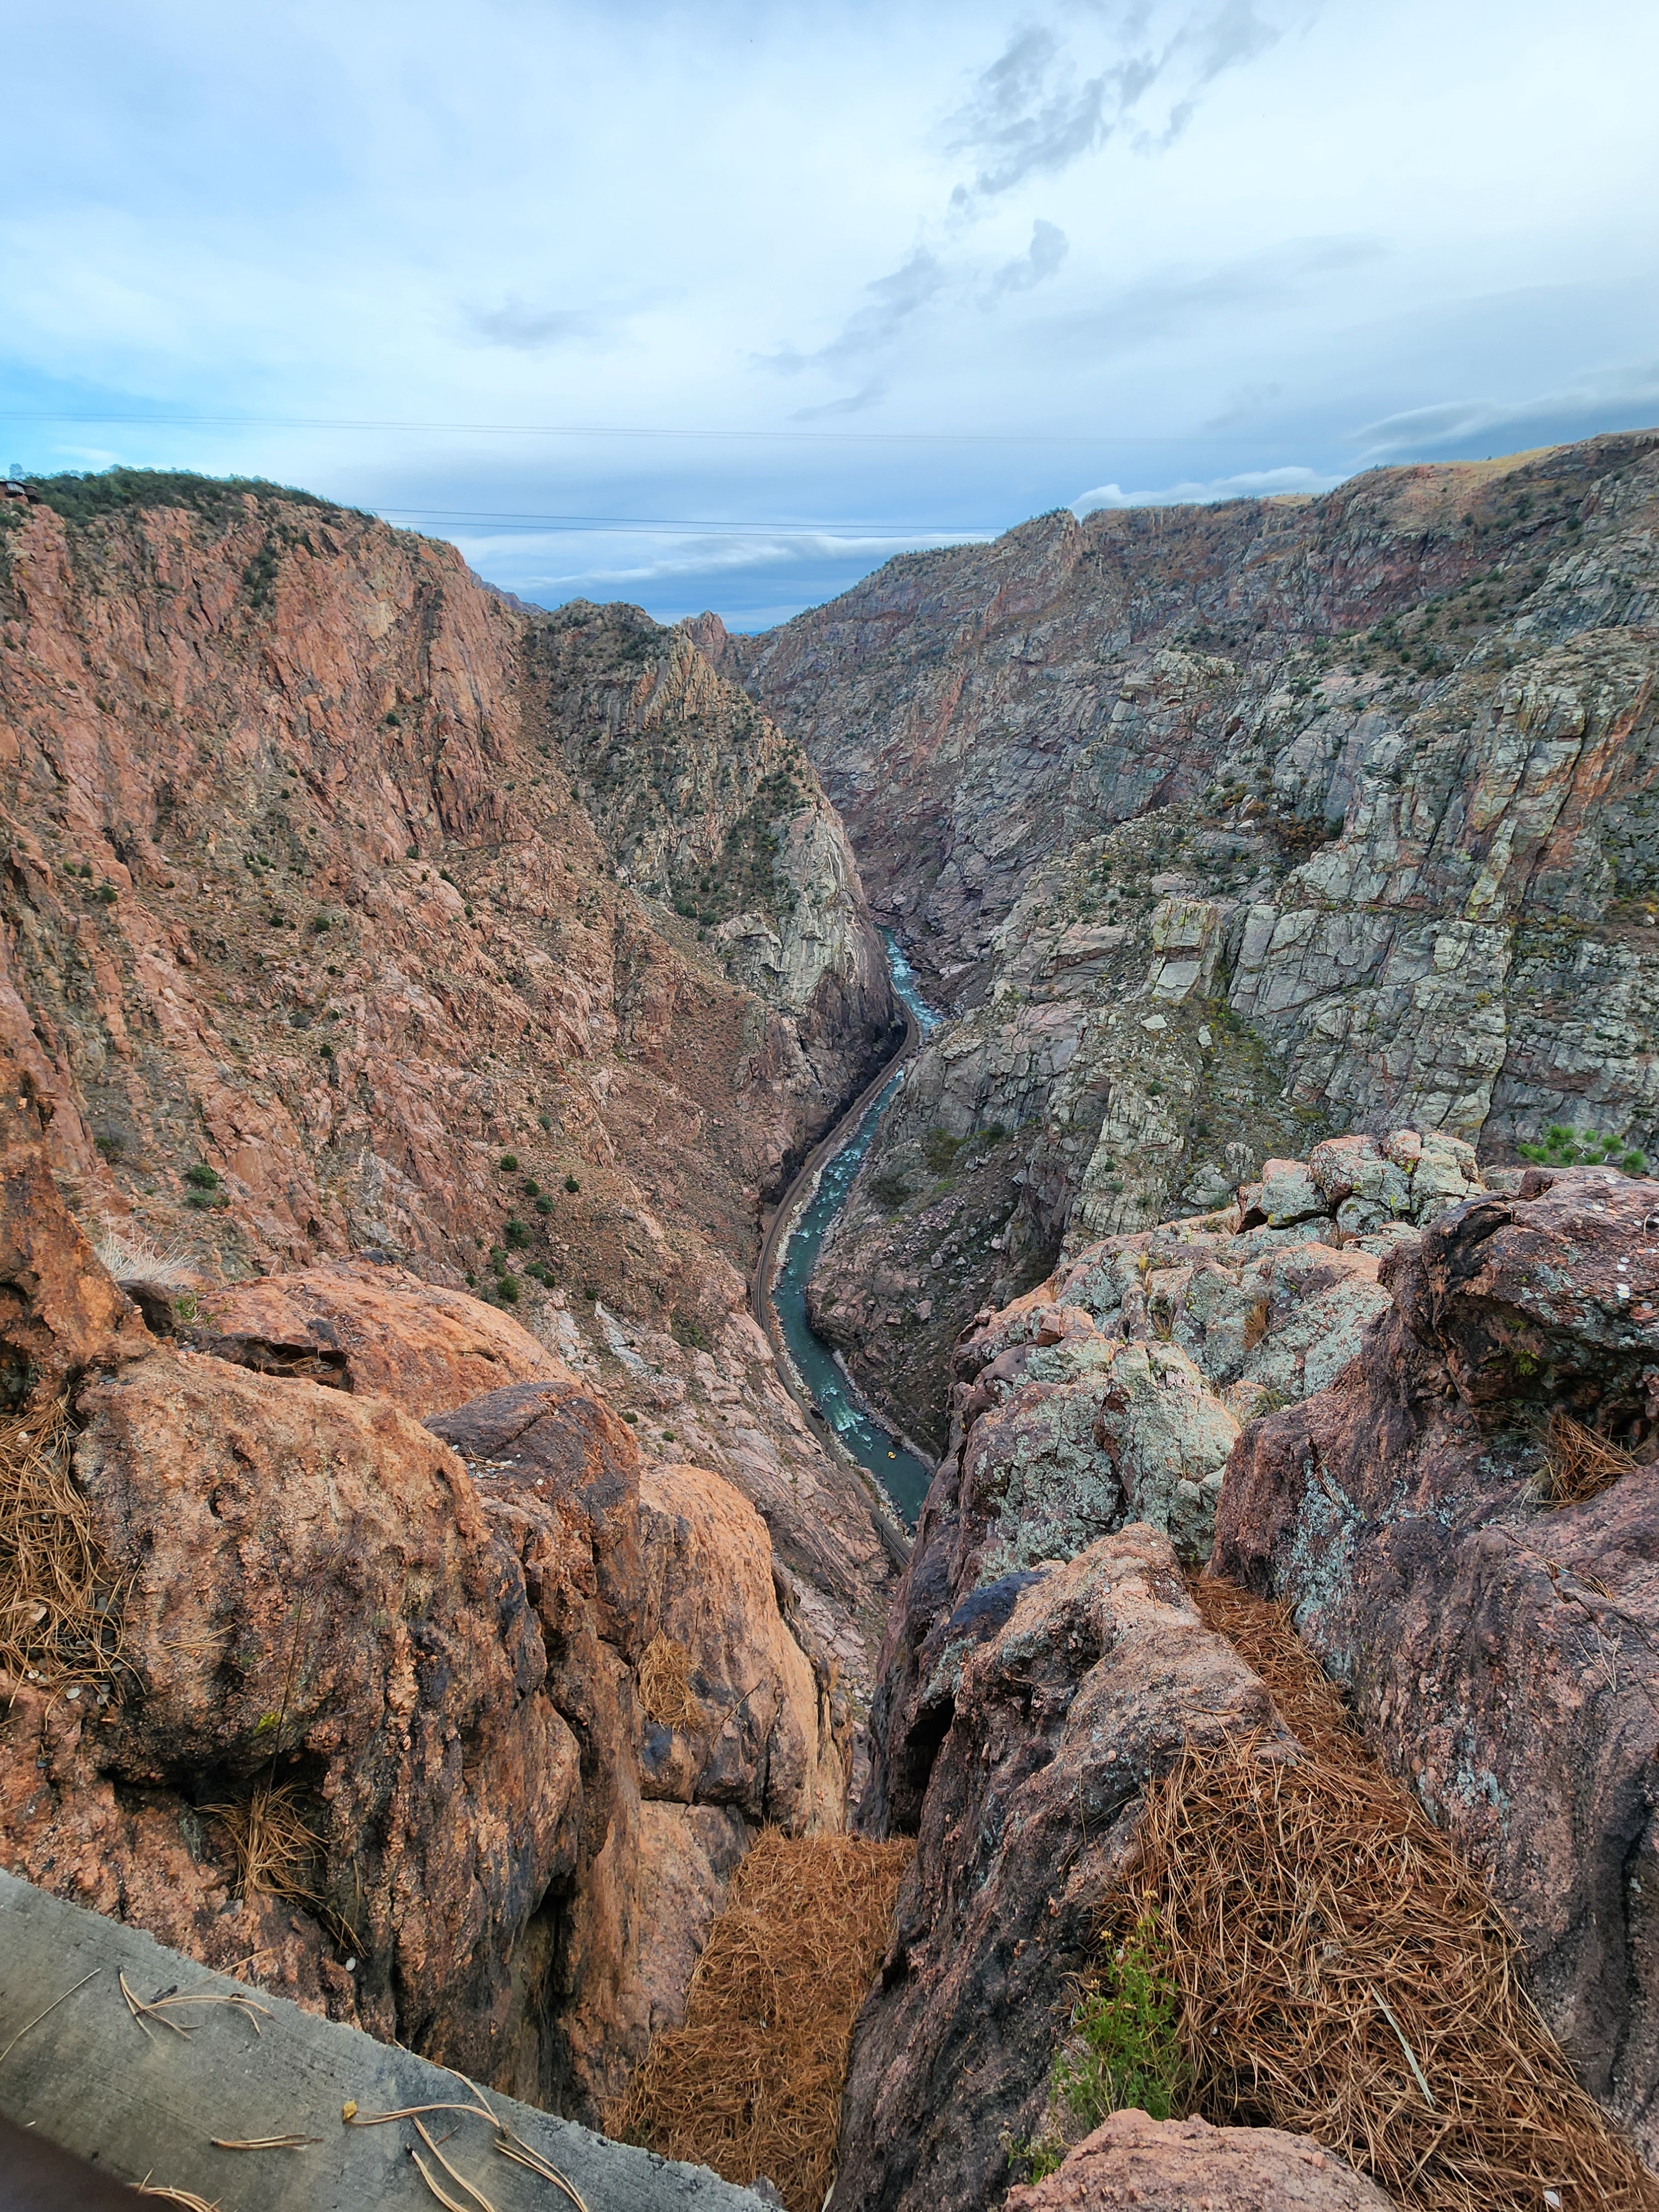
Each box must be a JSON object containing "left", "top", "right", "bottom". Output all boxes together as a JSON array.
[
  {"left": 1212, "top": 1164, "right": 1659, "bottom": 2160},
  {"left": 1003, "top": 2112, "right": 1395, "bottom": 2212},
  {"left": 732, "top": 429, "right": 1659, "bottom": 1446},
  {"left": 829, "top": 1526, "right": 1290, "bottom": 2212}
]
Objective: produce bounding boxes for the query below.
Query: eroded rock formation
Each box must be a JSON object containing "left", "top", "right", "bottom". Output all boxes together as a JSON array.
[
  {"left": 831, "top": 1526, "right": 1291, "bottom": 2212},
  {"left": 864, "top": 1128, "right": 1483, "bottom": 1828},
  {"left": 0, "top": 469, "right": 900, "bottom": 1713},
  {"left": 0, "top": 1036, "right": 848, "bottom": 2121},
  {"left": 1003, "top": 2113, "right": 1395, "bottom": 2212},
  {"left": 848, "top": 1112, "right": 1659, "bottom": 2187},
  {"left": 734, "top": 430, "right": 1659, "bottom": 1445}
]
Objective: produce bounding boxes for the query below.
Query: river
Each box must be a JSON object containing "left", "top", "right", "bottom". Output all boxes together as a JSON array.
[{"left": 765, "top": 935, "right": 941, "bottom": 1525}]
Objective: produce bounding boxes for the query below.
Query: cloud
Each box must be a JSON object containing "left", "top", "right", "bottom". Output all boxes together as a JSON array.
[
  {"left": 1355, "top": 360, "right": 1659, "bottom": 457},
  {"left": 791, "top": 383, "right": 889, "bottom": 420},
  {"left": 476, "top": 525, "right": 995, "bottom": 594},
  {"left": 945, "top": 27, "right": 1118, "bottom": 201},
  {"left": 986, "top": 218, "right": 1069, "bottom": 299},
  {"left": 762, "top": 248, "right": 947, "bottom": 373},
  {"left": 1040, "top": 234, "right": 1381, "bottom": 356},
  {"left": 466, "top": 299, "right": 615, "bottom": 351},
  {"left": 1070, "top": 462, "right": 1341, "bottom": 514},
  {"left": 947, "top": 3, "right": 1285, "bottom": 206}
]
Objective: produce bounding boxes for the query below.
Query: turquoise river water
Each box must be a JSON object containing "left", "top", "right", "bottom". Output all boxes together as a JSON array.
[{"left": 770, "top": 937, "right": 941, "bottom": 1525}]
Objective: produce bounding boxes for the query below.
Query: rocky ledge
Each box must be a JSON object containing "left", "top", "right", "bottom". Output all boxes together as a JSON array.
[{"left": 842, "top": 1130, "right": 1659, "bottom": 2202}]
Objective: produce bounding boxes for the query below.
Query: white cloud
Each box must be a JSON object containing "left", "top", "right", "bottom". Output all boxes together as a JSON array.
[
  {"left": 1071, "top": 463, "right": 1341, "bottom": 514},
  {"left": 2, "top": 0, "right": 1655, "bottom": 627},
  {"left": 1357, "top": 361, "right": 1659, "bottom": 457}
]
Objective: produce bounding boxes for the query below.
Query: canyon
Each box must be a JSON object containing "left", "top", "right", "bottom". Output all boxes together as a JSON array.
[
  {"left": 3, "top": 432, "right": 1659, "bottom": 2210},
  {"left": 712, "top": 429, "right": 1659, "bottom": 1449}
]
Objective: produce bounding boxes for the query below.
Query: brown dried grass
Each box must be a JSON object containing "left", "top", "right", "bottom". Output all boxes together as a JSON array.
[
  {"left": 1541, "top": 1410, "right": 1638, "bottom": 1508},
  {"left": 637, "top": 1632, "right": 708, "bottom": 1730},
  {"left": 607, "top": 1829, "right": 912, "bottom": 2212},
  {"left": 205, "top": 1781, "right": 322, "bottom": 1906},
  {"left": 1192, "top": 1577, "right": 1359, "bottom": 1761},
  {"left": 0, "top": 1401, "right": 122, "bottom": 1689},
  {"left": 1144, "top": 1582, "right": 1659, "bottom": 2209}
]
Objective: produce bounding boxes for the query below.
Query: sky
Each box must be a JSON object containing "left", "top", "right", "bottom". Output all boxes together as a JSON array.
[{"left": 5, "top": 1, "right": 1658, "bottom": 629}]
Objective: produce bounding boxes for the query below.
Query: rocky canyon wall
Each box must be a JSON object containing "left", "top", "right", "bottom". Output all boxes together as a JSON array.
[
  {"left": 0, "top": 472, "right": 900, "bottom": 1691},
  {"left": 719, "top": 429, "right": 1659, "bottom": 1448},
  {"left": 838, "top": 1136, "right": 1659, "bottom": 2204}
]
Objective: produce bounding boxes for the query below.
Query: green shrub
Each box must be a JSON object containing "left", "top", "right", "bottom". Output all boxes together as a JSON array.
[
  {"left": 495, "top": 1274, "right": 520, "bottom": 1303},
  {"left": 22, "top": 466, "right": 343, "bottom": 531},
  {"left": 184, "top": 1163, "right": 221, "bottom": 1190},
  {"left": 869, "top": 1170, "right": 912, "bottom": 1212},
  {"left": 1054, "top": 1913, "right": 1187, "bottom": 2127},
  {"left": 499, "top": 1152, "right": 519, "bottom": 1171},
  {"left": 565, "top": 1173, "right": 581, "bottom": 1193},
  {"left": 535, "top": 1196, "right": 554, "bottom": 1215},
  {"left": 1517, "top": 1124, "right": 1647, "bottom": 1171},
  {"left": 504, "top": 1218, "right": 531, "bottom": 1250},
  {"left": 923, "top": 1128, "right": 963, "bottom": 1175},
  {"left": 521, "top": 1178, "right": 541, "bottom": 1197}
]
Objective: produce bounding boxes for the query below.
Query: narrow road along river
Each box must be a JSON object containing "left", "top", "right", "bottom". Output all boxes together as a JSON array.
[{"left": 754, "top": 936, "right": 941, "bottom": 1528}]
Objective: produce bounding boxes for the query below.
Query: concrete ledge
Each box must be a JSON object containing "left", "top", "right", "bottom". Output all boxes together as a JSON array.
[{"left": 0, "top": 1872, "right": 764, "bottom": 2211}]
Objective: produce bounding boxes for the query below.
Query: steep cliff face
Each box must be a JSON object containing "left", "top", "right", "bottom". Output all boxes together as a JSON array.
[
  {"left": 0, "top": 474, "right": 898, "bottom": 1682},
  {"left": 530, "top": 604, "right": 893, "bottom": 1083},
  {"left": 731, "top": 430, "right": 1659, "bottom": 1442},
  {"left": 0, "top": 1034, "right": 849, "bottom": 2121}
]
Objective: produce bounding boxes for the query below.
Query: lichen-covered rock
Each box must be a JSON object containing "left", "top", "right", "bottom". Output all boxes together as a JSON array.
[
  {"left": 831, "top": 1526, "right": 1290, "bottom": 2212},
  {"left": 860, "top": 1142, "right": 1452, "bottom": 1828},
  {"left": 1004, "top": 2112, "right": 1396, "bottom": 2212},
  {"left": 1212, "top": 1162, "right": 1659, "bottom": 2160},
  {"left": 184, "top": 1258, "right": 562, "bottom": 1414}
]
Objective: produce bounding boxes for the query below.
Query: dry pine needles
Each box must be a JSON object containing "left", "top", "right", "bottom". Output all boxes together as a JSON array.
[
  {"left": 1135, "top": 1582, "right": 1659, "bottom": 2210},
  {"left": 1541, "top": 1410, "right": 1639, "bottom": 1508},
  {"left": 203, "top": 1780, "right": 322, "bottom": 1906},
  {"left": 0, "top": 1402, "right": 122, "bottom": 1691},
  {"left": 607, "top": 1829, "right": 912, "bottom": 2212},
  {"left": 637, "top": 1633, "right": 709, "bottom": 1730}
]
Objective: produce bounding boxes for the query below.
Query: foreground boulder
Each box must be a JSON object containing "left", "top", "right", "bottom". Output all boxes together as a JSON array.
[
  {"left": 830, "top": 1525, "right": 1290, "bottom": 2212},
  {"left": 0, "top": 1046, "right": 844, "bottom": 2119},
  {"left": 1004, "top": 2112, "right": 1395, "bottom": 2212},
  {"left": 864, "top": 1130, "right": 1479, "bottom": 1831},
  {"left": 1212, "top": 1163, "right": 1659, "bottom": 2160},
  {"left": 183, "top": 1258, "right": 561, "bottom": 1414}
]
